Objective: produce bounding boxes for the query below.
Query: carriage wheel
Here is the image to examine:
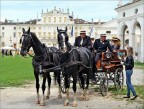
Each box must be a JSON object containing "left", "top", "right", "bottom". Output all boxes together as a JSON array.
[
  {"left": 60, "top": 75, "right": 66, "bottom": 93},
  {"left": 114, "top": 68, "right": 124, "bottom": 90},
  {"left": 99, "top": 73, "right": 108, "bottom": 96}
]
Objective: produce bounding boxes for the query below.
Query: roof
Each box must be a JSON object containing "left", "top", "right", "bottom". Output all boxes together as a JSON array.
[
  {"left": 0, "top": 19, "right": 40, "bottom": 25},
  {"left": 115, "top": 0, "right": 141, "bottom": 10}
]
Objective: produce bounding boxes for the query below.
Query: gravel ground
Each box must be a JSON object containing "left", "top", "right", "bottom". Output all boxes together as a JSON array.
[{"left": 0, "top": 68, "right": 144, "bottom": 109}]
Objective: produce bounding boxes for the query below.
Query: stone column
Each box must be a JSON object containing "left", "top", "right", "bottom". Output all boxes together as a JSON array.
[{"left": 140, "top": 19, "right": 144, "bottom": 62}]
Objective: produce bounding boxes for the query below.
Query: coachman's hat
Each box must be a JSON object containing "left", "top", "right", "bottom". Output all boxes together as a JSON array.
[
  {"left": 100, "top": 34, "right": 107, "bottom": 37},
  {"left": 80, "top": 31, "right": 86, "bottom": 34}
]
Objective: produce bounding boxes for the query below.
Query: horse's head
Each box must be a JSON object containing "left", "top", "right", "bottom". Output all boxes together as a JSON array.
[
  {"left": 57, "top": 26, "right": 69, "bottom": 53},
  {"left": 20, "top": 27, "right": 32, "bottom": 56}
]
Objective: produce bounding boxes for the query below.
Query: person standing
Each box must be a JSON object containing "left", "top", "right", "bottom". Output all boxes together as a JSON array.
[
  {"left": 111, "top": 37, "right": 121, "bottom": 50},
  {"left": 2, "top": 49, "right": 4, "bottom": 57},
  {"left": 123, "top": 47, "right": 137, "bottom": 100}
]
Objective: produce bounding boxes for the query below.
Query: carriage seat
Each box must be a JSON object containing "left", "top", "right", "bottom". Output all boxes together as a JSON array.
[{"left": 96, "top": 52, "right": 111, "bottom": 70}]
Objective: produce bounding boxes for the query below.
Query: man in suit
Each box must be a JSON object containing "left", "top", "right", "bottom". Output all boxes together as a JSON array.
[
  {"left": 94, "top": 34, "right": 113, "bottom": 66},
  {"left": 74, "top": 31, "right": 92, "bottom": 50},
  {"left": 91, "top": 34, "right": 114, "bottom": 83}
]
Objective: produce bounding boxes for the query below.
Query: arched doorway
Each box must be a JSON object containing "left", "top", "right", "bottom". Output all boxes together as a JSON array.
[
  {"left": 120, "top": 24, "right": 129, "bottom": 49},
  {"left": 132, "top": 21, "right": 141, "bottom": 61}
]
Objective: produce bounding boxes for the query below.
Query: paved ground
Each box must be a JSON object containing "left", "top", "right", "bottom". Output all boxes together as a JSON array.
[{"left": 0, "top": 69, "right": 144, "bottom": 109}]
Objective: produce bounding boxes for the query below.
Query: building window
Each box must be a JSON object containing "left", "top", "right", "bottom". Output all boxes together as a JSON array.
[
  {"left": 123, "top": 12, "right": 125, "bottom": 17},
  {"left": 14, "top": 27, "right": 16, "bottom": 30},
  {"left": 75, "top": 27, "right": 78, "bottom": 30},
  {"left": 43, "top": 32, "right": 46, "bottom": 37},
  {"left": 19, "top": 32, "right": 21, "bottom": 37},
  {"left": 79, "top": 27, "right": 82, "bottom": 30},
  {"left": 64, "top": 17, "right": 67, "bottom": 22},
  {"left": 2, "top": 32, "right": 4, "bottom": 37},
  {"left": 75, "top": 32, "right": 78, "bottom": 37},
  {"left": 48, "top": 32, "right": 51, "bottom": 39},
  {"left": 39, "top": 27, "right": 41, "bottom": 30},
  {"left": 54, "top": 17, "right": 56, "bottom": 23},
  {"left": 2, "top": 27, "right": 4, "bottom": 30},
  {"left": 53, "top": 32, "right": 56, "bottom": 39},
  {"left": 106, "top": 31, "right": 111, "bottom": 34},
  {"left": 135, "top": 9, "right": 138, "bottom": 14},
  {"left": 38, "top": 32, "right": 41, "bottom": 37},
  {"left": 13, "top": 32, "right": 16, "bottom": 38},
  {"left": 59, "top": 17, "right": 62, "bottom": 23},
  {"left": 44, "top": 17, "right": 46, "bottom": 22},
  {"left": 48, "top": 17, "right": 51, "bottom": 22}
]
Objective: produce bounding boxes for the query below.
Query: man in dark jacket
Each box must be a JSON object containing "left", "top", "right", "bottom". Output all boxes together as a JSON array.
[
  {"left": 74, "top": 31, "right": 92, "bottom": 50},
  {"left": 91, "top": 34, "right": 114, "bottom": 82},
  {"left": 94, "top": 34, "right": 113, "bottom": 66}
]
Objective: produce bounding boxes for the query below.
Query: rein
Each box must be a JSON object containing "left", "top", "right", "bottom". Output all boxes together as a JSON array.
[{"left": 42, "top": 48, "right": 91, "bottom": 73}]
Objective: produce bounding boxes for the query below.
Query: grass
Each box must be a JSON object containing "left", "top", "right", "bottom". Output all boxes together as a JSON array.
[
  {"left": 135, "top": 62, "right": 144, "bottom": 69},
  {"left": 0, "top": 55, "right": 34, "bottom": 87},
  {"left": 110, "top": 85, "right": 144, "bottom": 100}
]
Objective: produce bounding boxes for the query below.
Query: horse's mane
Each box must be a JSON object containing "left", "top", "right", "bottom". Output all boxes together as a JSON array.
[{"left": 30, "top": 32, "right": 42, "bottom": 45}]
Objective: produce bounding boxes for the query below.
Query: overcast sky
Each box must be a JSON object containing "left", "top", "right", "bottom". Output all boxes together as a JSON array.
[{"left": 1, "top": 0, "right": 129, "bottom": 22}]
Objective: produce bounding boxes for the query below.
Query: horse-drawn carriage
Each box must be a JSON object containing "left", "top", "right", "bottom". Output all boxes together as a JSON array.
[
  {"left": 60, "top": 49, "right": 127, "bottom": 96},
  {"left": 20, "top": 27, "right": 127, "bottom": 107}
]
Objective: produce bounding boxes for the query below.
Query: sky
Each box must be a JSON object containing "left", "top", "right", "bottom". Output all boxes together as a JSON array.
[{"left": 1, "top": 0, "right": 129, "bottom": 22}]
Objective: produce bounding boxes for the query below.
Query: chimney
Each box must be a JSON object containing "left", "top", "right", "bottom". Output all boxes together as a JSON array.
[{"left": 118, "top": 0, "right": 122, "bottom": 7}]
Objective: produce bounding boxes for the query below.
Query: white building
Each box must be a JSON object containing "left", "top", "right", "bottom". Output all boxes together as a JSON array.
[
  {"left": 115, "top": 0, "right": 144, "bottom": 62},
  {"left": 0, "top": 7, "right": 117, "bottom": 49}
]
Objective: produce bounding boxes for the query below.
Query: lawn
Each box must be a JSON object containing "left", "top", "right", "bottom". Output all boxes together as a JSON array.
[
  {"left": 135, "top": 62, "right": 144, "bottom": 69},
  {"left": 0, "top": 55, "right": 34, "bottom": 87},
  {"left": 110, "top": 85, "right": 144, "bottom": 100}
]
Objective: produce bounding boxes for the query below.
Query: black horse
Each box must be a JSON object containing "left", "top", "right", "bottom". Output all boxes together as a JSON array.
[
  {"left": 20, "top": 27, "right": 62, "bottom": 106},
  {"left": 57, "top": 27, "right": 92, "bottom": 107}
]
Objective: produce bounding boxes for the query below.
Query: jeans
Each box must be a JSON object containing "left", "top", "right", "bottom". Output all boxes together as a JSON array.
[{"left": 126, "top": 70, "right": 137, "bottom": 96}]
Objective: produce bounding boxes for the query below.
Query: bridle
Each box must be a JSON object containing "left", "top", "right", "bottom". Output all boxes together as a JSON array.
[
  {"left": 58, "top": 31, "right": 68, "bottom": 51},
  {"left": 20, "top": 33, "right": 36, "bottom": 53}
]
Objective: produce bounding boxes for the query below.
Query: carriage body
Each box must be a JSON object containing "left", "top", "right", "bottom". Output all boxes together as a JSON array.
[{"left": 95, "top": 50, "right": 127, "bottom": 94}]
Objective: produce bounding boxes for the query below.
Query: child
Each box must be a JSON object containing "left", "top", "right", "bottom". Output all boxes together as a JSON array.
[{"left": 123, "top": 47, "right": 137, "bottom": 100}]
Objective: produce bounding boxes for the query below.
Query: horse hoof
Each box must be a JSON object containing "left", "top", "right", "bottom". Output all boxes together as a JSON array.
[
  {"left": 79, "top": 96, "right": 84, "bottom": 101},
  {"left": 58, "top": 95, "right": 62, "bottom": 99},
  {"left": 64, "top": 101, "right": 69, "bottom": 106},
  {"left": 72, "top": 102, "right": 77, "bottom": 107},
  {"left": 45, "top": 96, "right": 49, "bottom": 99},
  {"left": 35, "top": 100, "right": 40, "bottom": 104},
  {"left": 84, "top": 97, "right": 90, "bottom": 101},
  {"left": 40, "top": 103, "right": 45, "bottom": 106}
]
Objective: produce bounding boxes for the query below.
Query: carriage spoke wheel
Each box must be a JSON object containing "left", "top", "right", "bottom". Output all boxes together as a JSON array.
[
  {"left": 99, "top": 73, "right": 108, "bottom": 96},
  {"left": 114, "top": 68, "right": 124, "bottom": 90}
]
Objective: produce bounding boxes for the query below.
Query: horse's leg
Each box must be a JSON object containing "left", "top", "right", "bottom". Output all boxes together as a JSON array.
[
  {"left": 46, "top": 72, "right": 51, "bottom": 99},
  {"left": 53, "top": 71, "right": 57, "bottom": 85},
  {"left": 57, "top": 71, "right": 62, "bottom": 99},
  {"left": 64, "top": 74, "right": 70, "bottom": 106},
  {"left": 40, "top": 73, "right": 46, "bottom": 106},
  {"left": 84, "top": 69, "right": 90, "bottom": 101},
  {"left": 79, "top": 71, "right": 85, "bottom": 101},
  {"left": 34, "top": 71, "right": 40, "bottom": 104},
  {"left": 72, "top": 73, "right": 78, "bottom": 107}
]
